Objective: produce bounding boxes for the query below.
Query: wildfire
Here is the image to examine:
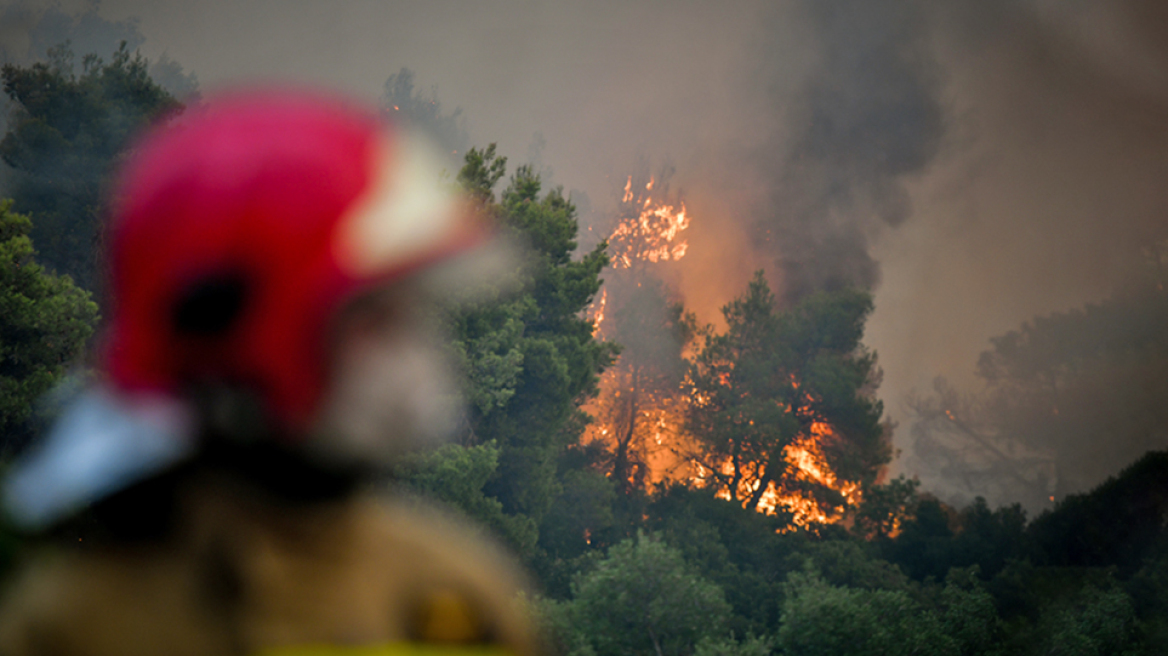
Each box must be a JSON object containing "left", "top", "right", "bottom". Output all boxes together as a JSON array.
[
  {"left": 591, "top": 289, "right": 608, "bottom": 336},
  {"left": 608, "top": 176, "right": 690, "bottom": 270},
  {"left": 589, "top": 174, "right": 691, "bottom": 336},
  {"left": 696, "top": 422, "right": 862, "bottom": 530},
  {"left": 691, "top": 373, "right": 864, "bottom": 529},
  {"left": 585, "top": 172, "right": 861, "bottom": 532}
]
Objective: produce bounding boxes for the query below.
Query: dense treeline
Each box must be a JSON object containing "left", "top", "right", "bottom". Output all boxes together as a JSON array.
[
  {"left": 0, "top": 42, "right": 178, "bottom": 451},
  {"left": 437, "top": 147, "right": 1168, "bottom": 653},
  {"left": 1, "top": 42, "right": 181, "bottom": 293},
  {"left": 2, "top": 46, "right": 1167, "bottom": 655}
]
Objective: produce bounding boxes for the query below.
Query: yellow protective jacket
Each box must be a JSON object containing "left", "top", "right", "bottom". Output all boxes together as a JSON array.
[{"left": 0, "top": 474, "right": 536, "bottom": 656}]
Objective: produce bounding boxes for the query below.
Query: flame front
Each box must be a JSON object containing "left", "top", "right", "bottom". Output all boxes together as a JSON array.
[
  {"left": 586, "top": 173, "right": 860, "bottom": 532},
  {"left": 607, "top": 176, "right": 690, "bottom": 270},
  {"left": 591, "top": 289, "right": 608, "bottom": 336},
  {"left": 693, "top": 416, "right": 863, "bottom": 529}
]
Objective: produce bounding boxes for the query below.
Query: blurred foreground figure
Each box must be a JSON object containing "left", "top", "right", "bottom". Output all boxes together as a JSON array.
[{"left": 0, "top": 90, "right": 534, "bottom": 656}]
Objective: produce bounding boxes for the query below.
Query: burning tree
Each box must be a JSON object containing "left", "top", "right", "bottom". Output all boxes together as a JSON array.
[
  {"left": 684, "top": 272, "right": 889, "bottom": 528},
  {"left": 586, "top": 173, "right": 694, "bottom": 495},
  {"left": 606, "top": 174, "right": 690, "bottom": 269},
  {"left": 592, "top": 278, "right": 694, "bottom": 494},
  {"left": 586, "top": 174, "right": 889, "bottom": 531}
]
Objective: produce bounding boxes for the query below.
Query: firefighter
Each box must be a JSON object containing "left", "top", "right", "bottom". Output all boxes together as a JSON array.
[{"left": 0, "top": 89, "right": 535, "bottom": 656}]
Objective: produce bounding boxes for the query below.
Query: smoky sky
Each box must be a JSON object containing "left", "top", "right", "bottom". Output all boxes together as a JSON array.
[
  {"left": 757, "top": 0, "right": 944, "bottom": 305},
  {"left": 4, "top": 0, "right": 1168, "bottom": 500}
]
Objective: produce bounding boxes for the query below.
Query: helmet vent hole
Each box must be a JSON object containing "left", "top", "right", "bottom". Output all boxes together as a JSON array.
[{"left": 173, "top": 274, "right": 248, "bottom": 336}]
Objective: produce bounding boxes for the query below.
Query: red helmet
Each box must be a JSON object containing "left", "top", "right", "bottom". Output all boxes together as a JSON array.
[
  {"left": 105, "top": 88, "right": 483, "bottom": 432},
  {"left": 5, "top": 88, "right": 489, "bottom": 529}
]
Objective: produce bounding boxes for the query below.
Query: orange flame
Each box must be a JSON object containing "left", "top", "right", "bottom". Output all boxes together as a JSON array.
[
  {"left": 585, "top": 174, "right": 859, "bottom": 531},
  {"left": 591, "top": 288, "right": 608, "bottom": 336},
  {"left": 606, "top": 176, "right": 690, "bottom": 270},
  {"left": 683, "top": 379, "right": 863, "bottom": 530},
  {"left": 694, "top": 422, "right": 862, "bottom": 530}
]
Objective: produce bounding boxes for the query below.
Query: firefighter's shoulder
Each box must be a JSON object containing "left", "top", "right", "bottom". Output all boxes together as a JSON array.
[{"left": 0, "top": 489, "right": 536, "bottom": 656}]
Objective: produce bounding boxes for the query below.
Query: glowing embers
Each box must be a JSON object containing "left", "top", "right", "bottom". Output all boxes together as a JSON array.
[
  {"left": 608, "top": 176, "right": 690, "bottom": 269},
  {"left": 690, "top": 389, "right": 864, "bottom": 531},
  {"left": 697, "top": 431, "right": 861, "bottom": 529},
  {"left": 584, "top": 365, "right": 692, "bottom": 491},
  {"left": 591, "top": 289, "right": 607, "bottom": 337},
  {"left": 587, "top": 173, "right": 860, "bottom": 531}
]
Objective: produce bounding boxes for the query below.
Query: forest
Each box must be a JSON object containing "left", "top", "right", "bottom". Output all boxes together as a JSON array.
[{"left": 2, "top": 34, "right": 1168, "bottom": 656}]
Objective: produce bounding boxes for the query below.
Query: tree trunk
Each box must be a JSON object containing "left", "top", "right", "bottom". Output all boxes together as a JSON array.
[
  {"left": 612, "top": 367, "right": 641, "bottom": 495},
  {"left": 729, "top": 448, "right": 743, "bottom": 502},
  {"left": 647, "top": 624, "right": 664, "bottom": 656},
  {"left": 748, "top": 469, "right": 774, "bottom": 511}
]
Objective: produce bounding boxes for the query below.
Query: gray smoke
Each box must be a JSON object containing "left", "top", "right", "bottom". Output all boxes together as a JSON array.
[
  {"left": 0, "top": 1, "right": 144, "bottom": 65},
  {"left": 5, "top": 0, "right": 1167, "bottom": 506},
  {"left": 755, "top": 1, "right": 944, "bottom": 304}
]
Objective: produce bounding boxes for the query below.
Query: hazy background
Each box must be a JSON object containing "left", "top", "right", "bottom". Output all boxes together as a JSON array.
[{"left": 3, "top": 0, "right": 1166, "bottom": 506}]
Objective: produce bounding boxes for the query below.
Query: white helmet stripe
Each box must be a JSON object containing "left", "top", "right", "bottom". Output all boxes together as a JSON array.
[{"left": 336, "top": 131, "right": 463, "bottom": 276}]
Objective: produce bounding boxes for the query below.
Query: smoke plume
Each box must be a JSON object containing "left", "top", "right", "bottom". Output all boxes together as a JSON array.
[
  {"left": 5, "top": 0, "right": 1168, "bottom": 506},
  {"left": 755, "top": 1, "right": 944, "bottom": 304}
]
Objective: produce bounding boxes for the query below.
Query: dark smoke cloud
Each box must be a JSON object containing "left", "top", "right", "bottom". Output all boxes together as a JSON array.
[
  {"left": 5, "top": 0, "right": 1167, "bottom": 506},
  {"left": 756, "top": 1, "right": 944, "bottom": 303},
  {"left": 872, "top": 0, "right": 1168, "bottom": 502},
  {"left": 870, "top": 3, "right": 1168, "bottom": 375},
  {"left": 0, "top": 1, "right": 144, "bottom": 65}
]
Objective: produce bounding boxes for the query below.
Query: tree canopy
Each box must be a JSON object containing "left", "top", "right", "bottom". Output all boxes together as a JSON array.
[
  {"left": 543, "top": 533, "right": 731, "bottom": 656},
  {"left": 0, "top": 50, "right": 1165, "bottom": 656},
  {"left": 452, "top": 149, "right": 616, "bottom": 527},
  {"left": 685, "top": 272, "right": 889, "bottom": 520},
  {"left": 1, "top": 42, "right": 181, "bottom": 291},
  {"left": 0, "top": 199, "right": 98, "bottom": 453},
  {"left": 382, "top": 67, "right": 468, "bottom": 158}
]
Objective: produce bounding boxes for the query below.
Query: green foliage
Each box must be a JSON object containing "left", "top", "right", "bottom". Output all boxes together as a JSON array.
[
  {"left": 568, "top": 533, "right": 730, "bottom": 656},
  {"left": 538, "top": 468, "right": 617, "bottom": 561},
  {"left": 1028, "top": 451, "right": 1168, "bottom": 575},
  {"left": 778, "top": 571, "right": 957, "bottom": 656},
  {"left": 457, "top": 143, "right": 508, "bottom": 206},
  {"left": 399, "top": 145, "right": 615, "bottom": 578},
  {"left": 0, "top": 200, "right": 98, "bottom": 453},
  {"left": 885, "top": 496, "right": 1029, "bottom": 582},
  {"left": 685, "top": 271, "right": 888, "bottom": 517},
  {"left": 853, "top": 474, "right": 920, "bottom": 539},
  {"left": 450, "top": 149, "right": 616, "bottom": 525},
  {"left": 526, "top": 594, "right": 597, "bottom": 656},
  {"left": 647, "top": 484, "right": 791, "bottom": 635},
  {"left": 392, "top": 441, "right": 537, "bottom": 558},
  {"left": 939, "top": 567, "right": 1004, "bottom": 656},
  {"left": 694, "top": 634, "right": 773, "bottom": 656},
  {"left": 1, "top": 41, "right": 181, "bottom": 291},
  {"left": 1126, "top": 542, "right": 1168, "bottom": 649},
  {"left": 790, "top": 539, "right": 913, "bottom": 593},
  {"left": 449, "top": 305, "right": 526, "bottom": 417},
  {"left": 776, "top": 539, "right": 1002, "bottom": 655},
  {"left": 1041, "top": 584, "right": 1141, "bottom": 656}
]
